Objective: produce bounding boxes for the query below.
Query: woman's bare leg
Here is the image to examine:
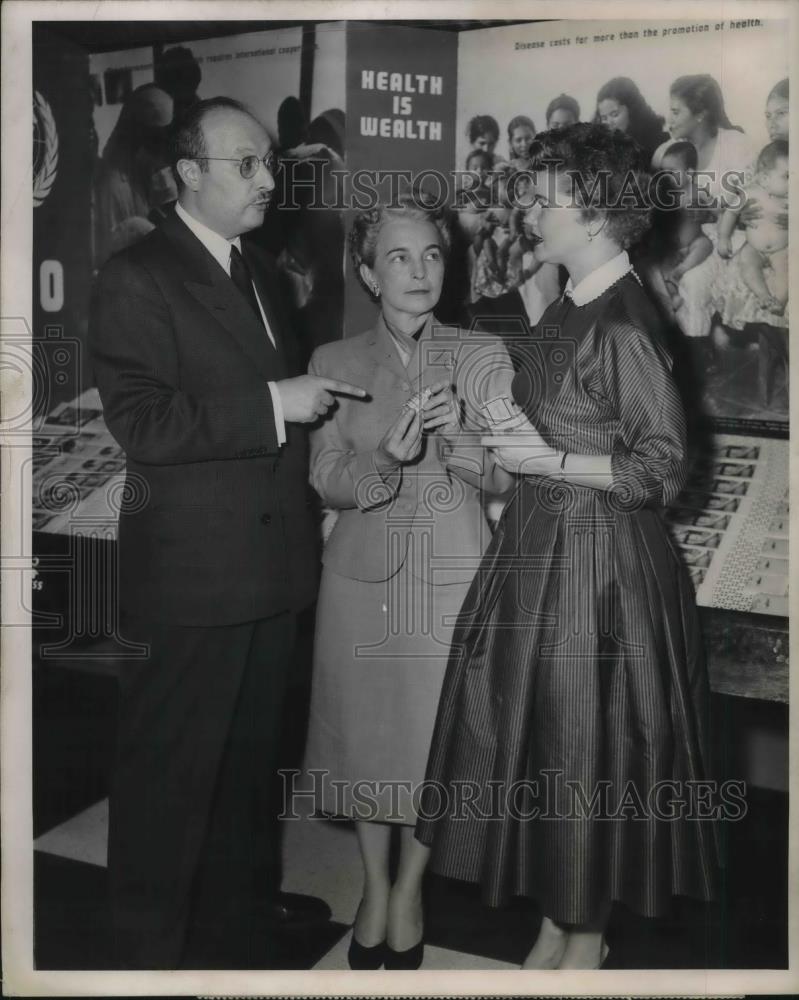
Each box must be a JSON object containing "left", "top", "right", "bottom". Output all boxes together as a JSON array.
[
  {"left": 557, "top": 902, "right": 611, "bottom": 969},
  {"left": 740, "top": 243, "right": 783, "bottom": 313},
  {"left": 767, "top": 247, "right": 789, "bottom": 308},
  {"left": 387, "top": 826, "right": 429, "bottom": 951},
  {"left": 353, "top": 821, "right": 392, "bottom": 946},
  {"left": 521, "top": 914, "right": 569, "bottom": 969}
]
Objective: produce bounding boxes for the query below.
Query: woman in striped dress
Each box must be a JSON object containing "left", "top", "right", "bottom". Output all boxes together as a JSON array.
[{"left": 415, "top": 123, "right": 718, "bottom": 969}]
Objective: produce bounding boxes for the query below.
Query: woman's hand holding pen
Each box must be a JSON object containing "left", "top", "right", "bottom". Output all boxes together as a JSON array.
[
  {"left": 375, "top": 380, "right": 461, "bottom": 469},
  {"left": 421, "top": 380, "right": 461, "bottom": 439},
  {"left": 376, "top": 405, "right": 424, "bottom": 467}
]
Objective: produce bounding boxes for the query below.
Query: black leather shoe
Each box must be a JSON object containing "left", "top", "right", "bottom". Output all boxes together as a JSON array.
[
  {"left": 384, "top": 939, "right": 424, "bottom": 970},
  {"left": 265, "top": 892, "right": 332, "bottom": 928},
  {"left": 347, "top": 935, "right": 387, "bottom": 970}
]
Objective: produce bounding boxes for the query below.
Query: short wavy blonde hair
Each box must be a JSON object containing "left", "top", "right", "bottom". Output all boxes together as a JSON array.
[{"left": 349, "top": 195, "right": 452, "bottom": 299}]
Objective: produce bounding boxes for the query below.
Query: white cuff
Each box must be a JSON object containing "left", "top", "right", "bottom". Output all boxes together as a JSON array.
[{"left": 267, "top": 381, "right": 287, "bottom": 446}]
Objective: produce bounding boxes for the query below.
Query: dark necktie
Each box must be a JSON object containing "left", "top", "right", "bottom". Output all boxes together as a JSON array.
[{"left": 229, "top": 244, "right": 265, "bottom": 329}]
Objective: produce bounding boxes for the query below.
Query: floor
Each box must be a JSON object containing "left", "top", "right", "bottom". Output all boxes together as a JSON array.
[{"left": 31, "top": 659, "right": 789, "bottom": 972}]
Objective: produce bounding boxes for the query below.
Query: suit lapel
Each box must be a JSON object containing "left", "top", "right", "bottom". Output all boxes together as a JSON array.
[
  {"left": 371, "top": 314, "right": 416, "bottom": 382},
  {"left": 417, "top": 317, "right": 460, "bottom": 389},
  {"left": 404, "top": 318, "right": 431, "bottom": 389},
  {"left": 402, "top": 315, "right": 458, "bottom": 392},
  {"left": 159, "top": 210, "right": 282, "bottom": 382}
]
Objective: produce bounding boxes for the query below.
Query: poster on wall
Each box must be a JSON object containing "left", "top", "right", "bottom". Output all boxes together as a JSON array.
[
  {"left": 344, "top": 21, "right": 458, "bottom": 332},
  {"left": 88, "top": 25, "right": 346, "bottom": 359},
  {"left": 32, "top": 25, "right": 94, "bottom": 412},
  {"left": 89, "top": 28, "right": 305, "bottom": 270},
  {"left": 457, "top": 17, "right": 790, "bottom": 436}
]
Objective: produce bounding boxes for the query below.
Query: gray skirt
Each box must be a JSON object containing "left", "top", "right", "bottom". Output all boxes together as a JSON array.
[{"left": 303, "top": 559, "right": 472, "bottom": 824}]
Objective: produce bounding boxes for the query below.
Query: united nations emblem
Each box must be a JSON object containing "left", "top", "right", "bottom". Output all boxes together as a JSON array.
[{"left": 33, "top": 90, "right": 59, "bottom": 207}]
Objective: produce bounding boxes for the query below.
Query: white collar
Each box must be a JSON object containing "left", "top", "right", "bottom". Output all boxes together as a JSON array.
[
  {"left": 564, "top": 250, "right": 632, "bottom": 306},
  {"left": 175, "top": 201, "right": 241, "bottom": 275}
]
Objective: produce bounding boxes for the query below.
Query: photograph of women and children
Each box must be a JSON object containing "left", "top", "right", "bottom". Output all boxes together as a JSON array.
[{"left": 451, "top": 18, "right": 789, "bottom": 431}]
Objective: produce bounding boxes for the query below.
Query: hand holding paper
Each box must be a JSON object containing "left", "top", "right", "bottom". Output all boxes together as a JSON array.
[
  {"left": 421, "top": 379, "right": 460, "bottom": 436},
  {"left": 481, "top": 407, "right": 556, "bottom": 475}
]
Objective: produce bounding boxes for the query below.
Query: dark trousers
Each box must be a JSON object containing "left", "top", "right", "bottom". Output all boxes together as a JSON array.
[{"left": 108, "top": 612, "right": 295, "bottom": 969}]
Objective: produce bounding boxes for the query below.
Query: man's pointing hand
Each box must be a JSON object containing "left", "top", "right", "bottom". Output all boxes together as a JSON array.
[{"left": 276, "top": 375, "right": 367, "bottom": 422}]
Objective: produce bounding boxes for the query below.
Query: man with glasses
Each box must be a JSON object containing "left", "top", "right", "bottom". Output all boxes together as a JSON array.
[{"left": 90, "top": 97, "right": 364, "bottom": 969}]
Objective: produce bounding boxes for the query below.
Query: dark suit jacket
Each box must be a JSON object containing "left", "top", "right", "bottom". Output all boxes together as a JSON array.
[{"left": 89, "top": 208, "right": 318, "bottom": 626}]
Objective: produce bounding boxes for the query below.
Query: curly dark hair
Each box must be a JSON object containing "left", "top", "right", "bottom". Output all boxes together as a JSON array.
[
  {"left": 594, "top": 77, "right": 667, "bottom": 155},
  {"left": 528, "top": 122, "right": 653, "bottom": 250},
  {"left": 154, "top": 46, "right": 202, "bottom": 105},
  {"left": 466, "top": 114, "right": 500, "bottom": 145},
  {"left": 465, "top": 148, "right": 494, "bottom": 172},
  {"left": 349, "top": 195, "right": 452, "bottom": 300}
]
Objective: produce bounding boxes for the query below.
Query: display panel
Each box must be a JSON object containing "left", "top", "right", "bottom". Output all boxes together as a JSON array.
[
  {"left": 31, "top": 389, "right": 123, "bottom": 537},
  {"left": 456, "top": 17, "right": 790, "bottom": 436},
  {"left": 32, "top": 388, "right": 790, "bottom": 623},
  {"left": 668, "top": 434, "right": 789, "bottom": 615}
]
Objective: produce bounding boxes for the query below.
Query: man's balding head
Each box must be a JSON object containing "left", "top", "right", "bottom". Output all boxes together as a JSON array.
[{"left": 171, "top": 97, "right": 275, "bottom": 239}]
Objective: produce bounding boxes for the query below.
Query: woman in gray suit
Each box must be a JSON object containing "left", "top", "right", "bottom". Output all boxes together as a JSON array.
[{"left": 303, "top": 197, "right": 514, "bottom": 970}]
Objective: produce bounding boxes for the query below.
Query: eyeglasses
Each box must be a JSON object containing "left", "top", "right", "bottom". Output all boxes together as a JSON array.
[{"left": 189, "top": 152, "right": 278, "bottom": 179}]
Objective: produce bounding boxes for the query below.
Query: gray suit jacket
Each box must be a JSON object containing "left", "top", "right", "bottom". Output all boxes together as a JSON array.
[{"left": 309, "top": 313, "right": 515, "bottom": 584}]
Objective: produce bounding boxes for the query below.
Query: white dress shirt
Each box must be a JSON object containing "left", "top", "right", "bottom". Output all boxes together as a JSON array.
[
  {"left": 175, "top": 201, "right": 286, "bottom": 445},
  {"left": 564, "top": 250, "right": 633, "bottom": 306}
]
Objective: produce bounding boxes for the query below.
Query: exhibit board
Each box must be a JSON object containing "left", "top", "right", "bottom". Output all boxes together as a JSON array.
[
  {"left": 33, "top": 26, "right": 93, "bottom": 412},
  {"left": 456, "top": 17, "right": 790, "bottom": 434},
  {"left": 456, "top": 17, "right": 787, "bottom": 169},
  {"left": 89, "top": 27, "right": 306, "bottom": 150},
  {"left": 31, "top": 384, "right": 789, "bottom": 620},
  {"left": 344, "top": 22, "right": 458, "bottom": 335},
  {"left": 310, "top": 20, "right": 346, "bottom": 123},
  {"left": 668, "top": 435, "right": 789, "bottom": 615}
]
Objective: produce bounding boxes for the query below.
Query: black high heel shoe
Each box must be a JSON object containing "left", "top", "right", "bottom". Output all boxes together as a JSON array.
[
  {"left": 384, "top": 939, "right": 424, "bottom": 970},
  {"left": 347, "top": 935, "right": 387, "bottom": 970},
  {"left": 347, "top": 898, "right": 388, "bottom": 969}
]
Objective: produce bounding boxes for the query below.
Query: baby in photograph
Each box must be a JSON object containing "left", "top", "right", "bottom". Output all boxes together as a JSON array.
[
  {"left": 717, "top": 139, "right": 789, "bottom": 315},
  {"left": 503, "top": 169, "right": 541, "bottom": 288},
  {"left": 460, "top": 148, "right": 494, "bottom": 197},
  {"left": 469, "top": 163, "right": 513, "bottom": 297},
  {"left": 468, "top": 164, "right": 541, "bottom": 296}
]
